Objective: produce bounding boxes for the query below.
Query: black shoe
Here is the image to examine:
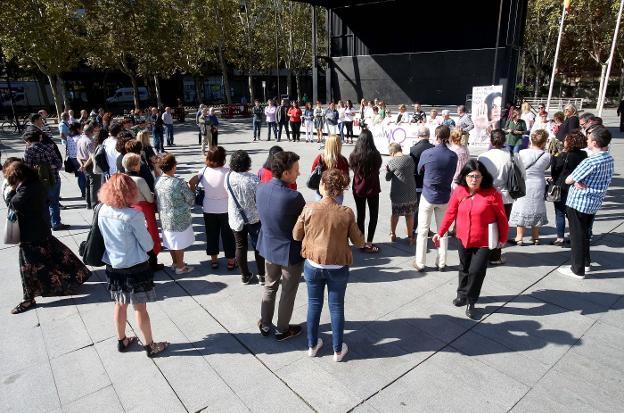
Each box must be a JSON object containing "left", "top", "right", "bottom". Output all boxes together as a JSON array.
[
  {"left": 438, "top": 265, "right": 446, "bottom": 272},
  {"left": 53, "top": 224, "right": 70, "bottom": 231},
  {"left": 258, "top": 275, "right": 265, "bottom": 286},
  {"left": 274, "top": 325, "right": 302, "bottom": 341},
  {"left": 257, "top": 320, "right": 270, "bottom": 337},
  {"left": 453, "top": 297, "right": 467, "bottom": 307},
  {"left": 151, "top": 263, "right": 166, "bottom": 272},
  {"left": 465, "top": 303, "right": 477, "bottom": 319},
  {"left": 242, "top": 274, "right": 258, "bottom": 285}
]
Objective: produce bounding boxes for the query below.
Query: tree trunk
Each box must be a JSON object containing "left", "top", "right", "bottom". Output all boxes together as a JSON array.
[
  {"left": 286, "top": 69, "right": 292, "bottom": 98},
  {"left": 597, "top": 63, "right": 607, "bottom": 108},
  {"left": 46, "top": 74, "right": 63, "bottom": 119},
  {"left": 194, "top": 76, "right": 203, "bottom": 105},
  {"left": 295, "top": 71, "right": 301, "bottom": 101},
  {"left": 619, "top": 64, "right": 624, "bottom": 101},
  {"left": 533, "top": 71, "right": 540, "bottom": 98},
  {"left": 248, "top": 75, "right": 254, "bottom": 102},
  {"left": 154, "top": 75, "right": 163, "bottom": 108},
  {"left": 217, "top": 46, "right": 232, "bottom": 104},
  {"left": 37, "top": 76, "right": 51, "bottom": 108},
  {"left": 56, "top": 76, "right": 69, "bottom": 111},
  {"left": 130, "top": 74, "right": 140, "bottom": 110}
]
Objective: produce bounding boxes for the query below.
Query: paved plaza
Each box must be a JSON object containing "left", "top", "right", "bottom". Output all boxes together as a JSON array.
[{"left": 1, "top": 111, "right": 623, "bottom": 413}]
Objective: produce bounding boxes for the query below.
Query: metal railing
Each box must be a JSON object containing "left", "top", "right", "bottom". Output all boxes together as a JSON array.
[{"left": 523, "top": 97, "right": 584, "bottom": 112}]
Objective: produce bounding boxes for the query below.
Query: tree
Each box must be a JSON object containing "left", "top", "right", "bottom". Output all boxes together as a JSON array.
[{"left": 0, "top": 0, "right": 85, "bottom": 117}]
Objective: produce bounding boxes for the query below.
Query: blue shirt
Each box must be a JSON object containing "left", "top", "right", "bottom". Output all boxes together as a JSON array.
[
  {"left": 98, "top": 205, "right": 153, "bottom": 269},
  {"left": 58, "top": 121, "right": 70, "bottom": 140},
  {"left": 256, "top": 178, "right": 305, "bottom": 267},
  {"left": 417, "top": 144, "right": 458, "bottom": 204},
  {"left": 566, "top": 151, "right": 614, "bottom": 215}
]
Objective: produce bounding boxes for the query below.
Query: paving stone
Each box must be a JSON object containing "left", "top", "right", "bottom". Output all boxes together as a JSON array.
[
  {"left": 50, "top": 345, "right": 110, "bottom": 405},
  {"left": 62, "top": 385, "right": 124, "bottom": 413},
  {"left": 0, "top": 363, "right": 60, "bottom": 413},
  {"left": 40, "top": 311, "right": 94, "bottom": 359}
]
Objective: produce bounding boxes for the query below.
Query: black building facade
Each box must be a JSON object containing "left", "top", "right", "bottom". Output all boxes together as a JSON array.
[{"left": 298, "top": 0, "right": 528, "bottom": 106}]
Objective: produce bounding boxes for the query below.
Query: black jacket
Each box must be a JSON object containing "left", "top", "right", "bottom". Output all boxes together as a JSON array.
[
  {"left": 276, "top": 105, "right": 289, "bottom": 124},
  {"left": 551, "top": 149, "right": 587, "bottom": 193},
  {"left": 555, "top": 115, "right": 580, "bottom": 141},
  {"left": 409, "top": 140, "right": 434, "bottom": 189},
  {"left": 8, "top": 179, "right": 51, "bottom": 243}
]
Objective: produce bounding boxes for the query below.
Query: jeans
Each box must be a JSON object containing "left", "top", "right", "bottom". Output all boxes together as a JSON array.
[
  {"left": 415, "top": 197, "right": 448, "bottom": 268},
  {"left": 278, "top": 122, "right": 290, "bottom": 141},
  {"left": 47, "top": 179, "right": 62, "bottom": 228},
  {"left": 152, "top": 130, "right": 164, "bottom": 153},
  {"left": 304, "top": 120, "right": 314, "bottom": 141},
  {"left": 326, "top": 123, "right": 338, "bottom": 135},
  {"left": 457, "top": 244, "right": 490, "bottom": 303},
  {"left": 233, "top": 223, "right": 265, "bottom": 278},
  {"left": 252, "top": 118, "right": 262, "bottom": 140},
  {"left": 354, "top": 194, "right": 379, "bottom": 243},
  {"left": 508, "top": 143, "right": 522, "bottom": 154},
  {"left": 164, "top": 124, "right": 174, "bottom": 145},
  {"left": 304, "top": 260, "right": 349, "bottom": 353},
  {"left": 71, "top": 158, "right": 86, "bottom": 198},
  {"left": 344, "top": 121, "right": 353, "bottom": 141},
  {"left": 261, "top": 260, "right": 303, "bottom": 333},
  {"left": 553, "top": 197, "right": 567, "bottom": 238},
  {"left": 290, "top": 121, "right": 301, "bottom": 141},
  {"left": 567, "top": 207, "right": 593, "bottom": 275},
  {"left": 266, "top": 122, "right": 277, "bottom": 140},
  {"left": 338, "top": 122, "right": 345, "bottom": 141},
  {"left": 203, "top": 213, "right": 235, "bottom": 258}
]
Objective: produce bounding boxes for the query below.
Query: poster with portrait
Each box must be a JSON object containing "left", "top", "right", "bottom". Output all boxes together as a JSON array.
[{"left": 469, "top": 85, "right": 503, "bottom": 148}]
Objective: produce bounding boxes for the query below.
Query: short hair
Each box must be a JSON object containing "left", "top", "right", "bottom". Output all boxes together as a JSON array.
[
  {"left": 435, "top": 125, "right": 451, "bottom": 144},
  {"left": 564, "top": 131, "right": 587, "bottom": 151},
  {"left": 593, "top": 116, "right": 603, "bottom": 125},
  {"left": 158, "top": 153, "right": 177, "bottom": 173},
  {"left": 206, "top": 146, "right": 226, "bottom": 168},
  {"left": 441, "top": 109, "right": 450, "bottom": 116},
  {"left": 399, "top": 104, "right": 406, "bottom": 111},
  {"left": 271, "top": 151, "right": 300, "bottom": 179},
  {"left": 229, "top": 150, "right": 251, "bottom": 172},
  {"left": 450, "top": 129, "right": 463, "bottom": 145},
  {"left": 125, "top": 140, "right": 142, "bottom": 155},
  {"left": 3, "top": 157, "right": 22, "bottom": 175},
  {"left": 23, "top": 128, "right": 44, "bottom": 143},
  {"left": 320, "top": 169, "right": 350, "bottom": 199},
  {"left": 457, "top": 105, "right": 466, "bottom": 113},
  {"left": 263, "top": 145, "right": 284, "bottom": 170},
  {"left": 98, "top": 173, "right": 139, "bottom": 209},
  {"left": 553, "top": 111, "right": 565, "bottom": 122},
  {"left": 490, "top": 129, "right": 506, "bottom": 148},
  {"left": 122, "top": 153, "right": 141, "bottom": 171},
  {"left": 109, "top": 121, "right": 124, "bottom": 137},
  {"left": 60, "top": 112, "right": 69, "bottom": 120},
  {"left": 579, "top": 112, "right": 595, "bottom": 123},
  {"left": 417, "top": 125, "right": 430, "bottom": 137},
  {"left": 530, "top": 129, "right": 549, "bottom": 148},
  {"left": 69, "top": 122, "right": 82, "bottom": 135},
  {"left": 115, "top": 134, "right": 134, "bottom": 153},
  {"left": 83, "top": 123, "right": 97, "bottom": 134},
  {"left": 564, "top": 104, "right": 577, "bottom": 115},
  {"left": 589, "top": 126, "right": 612, "bottom": 148},
  {"left": 388, "top": 142, "right": 402, "bottom": 154},
  {"left": 4, "top": 160, "right": 37, "bottom": 187},
  {"left": 30, "top": 113, "right": 42, "bottom": 123},
  {"left": 456, "top": 160, "right": 494, "bottom": 189}
]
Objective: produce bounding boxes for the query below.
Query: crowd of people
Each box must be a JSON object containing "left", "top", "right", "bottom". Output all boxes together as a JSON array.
[{"left": 3, "top": 97, "right": 615, "bottom": 361}]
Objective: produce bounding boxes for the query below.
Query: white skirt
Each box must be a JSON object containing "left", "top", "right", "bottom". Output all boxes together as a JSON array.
[{"left": 162, "top": 225, "right": 195, "bottom": 250}]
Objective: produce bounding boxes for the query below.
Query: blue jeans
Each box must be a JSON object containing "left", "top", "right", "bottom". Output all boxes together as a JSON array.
[
  {"left": 553, "top": 198, "right": 567, "bottom": 238},
  {"left": 164, "top": 124, "right": 174, "bottom": 145},
  {"left": 252, "top": 118, "right": 262, "bottom": 139},
  {"left": 47, "top": 179, "right": 62, "bottom": 228},
  {"left": 70, "top": 158, "right": 86, "bottom": 198},
  {"left": 152, "top": 130, "right": 164, "bottom": 153},
  {"left": 266, "top": 122, "right": 277, "bottom": 140},
  {"left": 338, "top": 122, "right": 345, "bottom": 142},
  {"left": 508, "top": 144, "right": 522, "bottom": 154},
  {"left": 304, "top": 260, "right": 349, "bottom": 353}
]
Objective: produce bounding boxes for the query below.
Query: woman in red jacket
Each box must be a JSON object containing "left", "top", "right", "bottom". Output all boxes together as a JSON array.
[
  {"left": 433, "top": 160, "right": 508, "bottom": 319},
  {"left": 287, "top": 101, "right": 302, "bottom": 142}
]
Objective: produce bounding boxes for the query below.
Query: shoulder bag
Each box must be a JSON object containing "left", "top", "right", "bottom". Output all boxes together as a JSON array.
[
  {"left": 545, "top": 153, "right": 568, "bottom": 202},
  {"left": 226, "top": 172, "right": 260, "bottom": 248},
  {"left": 195, "top": 166, "right": 208, "bottom": 206},
  {"left": 79, "top": 203, "right": 105, "bottom": 266},
  {"left": 306, "top": 158, "right": 324, "bottom": 190}
]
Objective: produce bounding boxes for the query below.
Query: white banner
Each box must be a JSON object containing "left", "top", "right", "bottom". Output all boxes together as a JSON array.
[{"left": 469, "top": 85, "right": 503, "bottom": 148}]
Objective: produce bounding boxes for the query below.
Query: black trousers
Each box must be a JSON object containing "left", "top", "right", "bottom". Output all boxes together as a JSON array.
[
  {"left": 203, "top": 213, "right": 235, "bottom": 258},
  {"left": 290, "top": 121, "right": 301, "bottom": 141},
  {"left": 567, "top": 207, "right": 593, "bottom": 275},
  {"left": 344, "top": 121, "right": 353, "bottom": 140},
  {"left": 233, "top": 223, "right": 265, "bottom": 277},
  {"left": 354, "top": 194, "right": 379, "bottom": 243},
  {"left": 457, "top": 243, "right": 490, "bottom": 304},
  {"left": 278, "top": 121, "right": 290, "bottom": 141}
]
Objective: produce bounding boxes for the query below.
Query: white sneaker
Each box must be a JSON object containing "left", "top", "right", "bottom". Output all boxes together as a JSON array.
[
  {"left": 333, "top": 342, "right": 349, "bottom": 362},
  {"left": 175, "top": 266, "right": 194, "bottom": 275},
  {"left": 558, "top": 265, "right": 585, "bottom": 280},
  {"left": 585, "top": 266, "right": 591, "bottom": 273},
  {"left": 307, "top": 338, "right": 323, "bottom": 357}
]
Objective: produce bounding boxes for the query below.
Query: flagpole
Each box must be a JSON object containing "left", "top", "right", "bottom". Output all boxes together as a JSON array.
[
  {"left": 598, "top": 0, "right": 624, "bottom": 116},
  {"left": 546, "top": 2, "right": 567, "bottom": 114}
]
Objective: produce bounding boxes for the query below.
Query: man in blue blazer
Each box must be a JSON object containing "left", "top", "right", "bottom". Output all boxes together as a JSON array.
[{"left": 256, "top": 151, "right": 305, "bottom": 341}]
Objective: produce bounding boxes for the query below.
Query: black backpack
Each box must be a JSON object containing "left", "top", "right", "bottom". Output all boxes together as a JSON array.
[
  {"left": 94, "top": 144, "right": 109, "bottom": 174},
  {"left": 507, "top": 154, "right": 526, "bottom": 199},
  {"left": 79, "top": 204, "right": 106, "bottom": 267}
]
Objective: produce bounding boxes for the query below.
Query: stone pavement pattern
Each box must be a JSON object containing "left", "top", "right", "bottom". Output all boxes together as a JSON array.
[{"left": 1, "top": 110, "right": 623, "bottom": 412}]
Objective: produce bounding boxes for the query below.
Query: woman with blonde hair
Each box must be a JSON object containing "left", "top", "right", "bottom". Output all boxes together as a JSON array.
[
  {"left": 520, "top": 102, "right": 535, "bottom": 130},
  {"left": 136, "top": 129, "right": 158, "bottom": 171},
  {"left": 310, "top": 134, "right": 350, "bottom": 204},
  {"left": 449, "top": 129, "right": 470, "bottom": 189},
  {"left": 98, "top": 173, "right": 168, "bottom": 357}
]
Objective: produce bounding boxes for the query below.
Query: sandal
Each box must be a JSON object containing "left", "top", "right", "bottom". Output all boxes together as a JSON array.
[
  {"left": 10, "top": 300, "right": 36, "bottom": 314},
  {"left": 360, "top": 244, "right": 380, "bottom": 253},
  {"left": 144, "top": 341, "right": 169, "bottom": 358},
  {"left": 117, "top": 336, "right": 138, "bottom": 353},
  {"left": 390, "top": 233, "right": 397, "bottom": 242},
  {"left": 532, "top": 239, "right": 541, "bottom": 245},
  {"left": 227, "top": 260, "right": 238, "bottom": 271},
  {"left": 211, "top": 261, "right": 219, "bottom": 269},
  {"left": 513, "top": 239, "right": 524, "bottom": 246}
]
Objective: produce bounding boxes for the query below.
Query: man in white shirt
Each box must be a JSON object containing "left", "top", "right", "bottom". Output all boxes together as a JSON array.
[
  {"left": 103, "top": 122, "right": 123, "bottom": 176},
  {"left": 162, "top": 107, "right": 174, "bottom": 146}
]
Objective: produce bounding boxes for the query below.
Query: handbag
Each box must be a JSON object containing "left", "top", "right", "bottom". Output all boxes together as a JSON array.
[
  {"left": 306, "top": 159, "right": 324, "bottom": 190},
  {"left": 545, "top": 153, "right": 568, "bottom": 202},
  {"left": 64, "top": 158, "right": 76, "bottom": 173},
  {"left": 506, "top": 154, "right": 526, "bottom": 199},
  {"left": 3, "top": 209, "right": 20, "bottom": 244},
  {"left": 226, "top": 172, "right": 260, "bottom": 248},
  {"left": 79, "top": 203, "right": 106, "bottom": 266},
  {"left": 195, "top": 166, "right": 207, "bottom": 206}
]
